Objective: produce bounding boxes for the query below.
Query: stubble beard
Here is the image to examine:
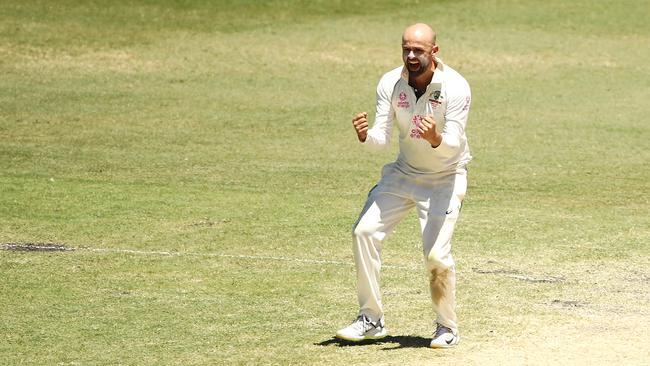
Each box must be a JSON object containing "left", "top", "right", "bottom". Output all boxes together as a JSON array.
[
  {"left": 406, "top": 56, "right": 431, "bottom": 79},
  {"left": 408, "top": 65, "right": 426, "bottom": 78}
]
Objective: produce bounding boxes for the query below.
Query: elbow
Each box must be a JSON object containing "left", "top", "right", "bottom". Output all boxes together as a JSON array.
[
  {"left": 363, "top": 138, "right": 389, "bottom": 151},
  {"left": 439, "top": 134, "right": 461, "bottom": 150},
  {"left": 364, "top": 131, "right": 390, "bottom": 150}
]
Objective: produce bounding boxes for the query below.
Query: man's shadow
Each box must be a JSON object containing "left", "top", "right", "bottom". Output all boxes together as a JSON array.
[{"left": 315, "top": 335, "right": 431, "bottom": 350}]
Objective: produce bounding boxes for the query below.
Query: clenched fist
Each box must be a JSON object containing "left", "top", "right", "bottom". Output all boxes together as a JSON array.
[
  {"left": 352, "top": 112, "right": 369, "bottom": 142},
  {"left": 417, "top": 115, "right": 443, "bottom": 148}
]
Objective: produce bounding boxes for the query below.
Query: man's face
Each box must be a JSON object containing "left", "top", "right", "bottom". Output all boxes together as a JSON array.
[{"left": 402, "top": 39, "right": 435, "bottom": 77}]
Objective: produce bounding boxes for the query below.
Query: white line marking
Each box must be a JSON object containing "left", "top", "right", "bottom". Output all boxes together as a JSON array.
[
  {"left": 2, "top": 244, "right": 418, "bottom": 270},
  {"left": 82, "top": 247, "right": 418, "bottom": 269}
]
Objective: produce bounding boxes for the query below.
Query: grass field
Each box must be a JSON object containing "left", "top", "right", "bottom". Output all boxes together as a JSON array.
[{"left": 1, "top": 0, "right": 649, "bottom": 364}]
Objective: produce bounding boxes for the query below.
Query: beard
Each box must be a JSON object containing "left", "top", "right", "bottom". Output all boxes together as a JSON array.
[{"left": 405, "top": 56, "right": 431, "bottom": 77}]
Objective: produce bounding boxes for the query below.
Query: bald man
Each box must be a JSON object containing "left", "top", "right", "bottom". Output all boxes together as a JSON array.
[{"left": 336, "top": 23, "right": 472, "bottom": 349}]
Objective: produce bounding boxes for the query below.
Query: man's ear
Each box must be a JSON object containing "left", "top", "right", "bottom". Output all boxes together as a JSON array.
[{"left": 431, "top": 45, "right": 439, "bottom": 56}]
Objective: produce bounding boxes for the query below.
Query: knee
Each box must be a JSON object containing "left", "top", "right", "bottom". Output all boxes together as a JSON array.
[
  {"left": 425, "top": 246, "right": 453, "bottom": 271},
  {"left": 426, "top": 247, "right": 445, "bottom": 270},
  {"left": 352, "top": 221, "right": 374, "bottom": 238},
  {"left": 352, "top": 221, "right": 387, "bottom": 247}
]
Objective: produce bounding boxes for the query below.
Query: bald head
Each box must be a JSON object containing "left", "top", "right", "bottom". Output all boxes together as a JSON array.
[
  {"left": 402, "top": 23, "right": 436, "bottom": 48},
  {"left": 401, "top": 23, "right": 439, "bottom": 80}
]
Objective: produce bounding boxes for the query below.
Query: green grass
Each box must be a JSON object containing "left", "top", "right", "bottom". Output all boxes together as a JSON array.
[{"left": 1, "top": 0, "right": 649, "bottom": 364}]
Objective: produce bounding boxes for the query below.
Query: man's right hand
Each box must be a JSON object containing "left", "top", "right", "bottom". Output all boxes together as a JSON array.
[{"left": 352, "top": 112, "right": 369, "bottom": 142}]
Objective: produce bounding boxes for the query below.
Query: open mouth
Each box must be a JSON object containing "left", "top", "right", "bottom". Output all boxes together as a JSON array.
[{"left": 407, "top": 61, "right": 420, "bottom": 71}]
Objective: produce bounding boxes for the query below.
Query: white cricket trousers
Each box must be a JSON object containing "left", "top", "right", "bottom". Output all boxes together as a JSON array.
[{"left": 352, "top": 163, "right": 467, "bottom": 332}]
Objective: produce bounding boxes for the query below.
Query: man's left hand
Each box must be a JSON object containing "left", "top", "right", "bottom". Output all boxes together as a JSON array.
[{"left": 418, "top": 115, "right": 443, "bottom": 148}]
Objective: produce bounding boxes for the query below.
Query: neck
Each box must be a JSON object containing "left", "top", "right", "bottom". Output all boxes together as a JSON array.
[
  {"left": 409, "top": 59, "right": 437, "bottom": 91},
  {"left": 409, "top": 69, "right": 434, "bottom": 91}
]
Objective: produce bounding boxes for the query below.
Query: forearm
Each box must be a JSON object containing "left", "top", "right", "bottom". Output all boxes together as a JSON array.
[
  {"left": 362, "top": 125, "right": 390, "bottom": 149},
  {"left": 427, "top": 132, "right": 443, "bottom": 148}
]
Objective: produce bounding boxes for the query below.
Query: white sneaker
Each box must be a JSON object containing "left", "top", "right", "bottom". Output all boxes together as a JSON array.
[
  {"left": 335, "top": 314, "right": 388, "bottom": 342},
  {"left": 430, "top": 323, "right": 459, "bottom": 348}
]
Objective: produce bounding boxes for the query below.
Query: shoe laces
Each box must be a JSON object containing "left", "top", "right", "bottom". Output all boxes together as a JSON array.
[
  {"left": 434, "top": 323, "right": 453, "bottom": 338},
  {"left": 352, "top": 314, "right": 380, "bottom": 332}
]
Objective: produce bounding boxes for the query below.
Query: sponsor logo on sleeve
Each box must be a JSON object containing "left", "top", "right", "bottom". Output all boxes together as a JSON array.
[{"left": 462, "top": 96, "right": 471, "bottom": 111}]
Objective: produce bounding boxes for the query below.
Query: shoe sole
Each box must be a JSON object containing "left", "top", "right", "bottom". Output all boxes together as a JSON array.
[
  {"left": 430, "top": 339, "right": 459, "bottom": 349},
  {"left": 335, "top": 330, "right": 388, "bottom": 342}
]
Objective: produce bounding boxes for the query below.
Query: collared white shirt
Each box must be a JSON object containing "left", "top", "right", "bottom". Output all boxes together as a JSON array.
[{"left": 364, "top": 59, "right": 472, "bottom": 177}]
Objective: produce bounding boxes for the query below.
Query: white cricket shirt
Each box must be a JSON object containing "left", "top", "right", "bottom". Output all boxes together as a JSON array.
[{"left": 363, "top": 59, "right": 472, "bottom": 178}]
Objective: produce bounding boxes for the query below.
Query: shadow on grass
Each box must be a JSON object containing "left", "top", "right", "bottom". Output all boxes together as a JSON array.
[{"left": 315, "top": 335, "right": 430, "bottom": 350}]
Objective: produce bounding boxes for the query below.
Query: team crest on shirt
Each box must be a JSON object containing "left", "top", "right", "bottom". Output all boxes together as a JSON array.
[
  {"left": 428, "top": 90, "right": 442, "bottom": 109},
  {"left": 397, "top": 91, "right": 410, "bottom": 108}
]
